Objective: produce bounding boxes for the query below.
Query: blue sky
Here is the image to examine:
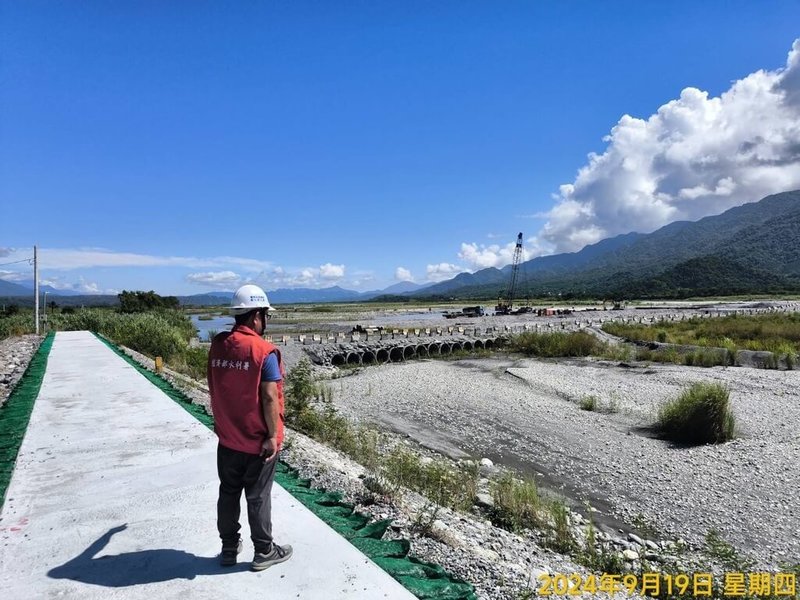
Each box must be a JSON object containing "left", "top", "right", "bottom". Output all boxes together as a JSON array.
[{"left": 2, "top": 1, "right": 800, "bottom": 295}]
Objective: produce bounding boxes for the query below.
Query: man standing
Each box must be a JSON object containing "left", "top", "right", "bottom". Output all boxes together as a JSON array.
[{"left": 207, "top": 284, "right": 293, "bottom": 571}]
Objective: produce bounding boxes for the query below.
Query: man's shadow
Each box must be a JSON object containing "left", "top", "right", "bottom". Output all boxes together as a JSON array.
[{"left": 48, "top": 524, "right": 249, "bottom": 587}]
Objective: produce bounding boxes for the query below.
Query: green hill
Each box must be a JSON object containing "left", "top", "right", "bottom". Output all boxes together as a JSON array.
[{"left": 415, "top": 190, "right": 800, "bottom": 300}]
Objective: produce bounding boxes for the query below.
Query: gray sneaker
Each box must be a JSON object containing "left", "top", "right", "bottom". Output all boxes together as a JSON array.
[
  {"left": 220, "top": 539, "right": 242, "bottom": 566},
  {"left": 251, "top": 543, "right": 293, "bottom": 571}
]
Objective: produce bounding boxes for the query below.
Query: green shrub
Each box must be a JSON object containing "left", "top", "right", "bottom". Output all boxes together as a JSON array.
[
  {"left": 510, "top": 331, "right": 601, "bottom": 357},
  {"left": 173, "top": 346, "right": 209, "bottom": 380},
  {"left": 597, "top": 344, "right": 633, "bottom": 361},
  {"left": 657, "top": 382, "right": 735, "bottom": 444},
  {"left": 490, "top": 472, "right": 544, "bottom": 532},
  {"left": 635, "top": 346, "right": 682, "bottom": 364},
  {"left": 0, "top": 313, "right": 33, "bottom": 339},
  {"left": 379, "top": 447, "right": 477, "bottom": 511},
  {"left": 684, "top": 348, "right": 727, "bottom": 368},
  {"left": 604, "top": 314, "right": 800, "bottom": 354},
  {"left": 284, "top": 359, "right": 317, "bottom": 417},
  {"left": 579, "top": 395, "right": 598, "bottom": 411},
  {"left": 546, "top": 501, "right": 576, "bottom": 553}
]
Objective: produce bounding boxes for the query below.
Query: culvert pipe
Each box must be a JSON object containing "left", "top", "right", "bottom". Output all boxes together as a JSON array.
[
  {"left": 389, "top": 347, "right": 404, "bottom": 362},
  {"left": 439, "top": 343, "right": 452, "bottom": 355},
  {"left": 428, "top": 343, "right": 441, "bottom": 355},
  {"left": 474, "top": 340, "right": 485, "bottom": 350},
  {"left": 403, "top": 346, "right": 416, "bottom": 360},
  {"left": 346, "top": 352, "right": 361, "bottom": 365},
  {"left": 362, "top": 350, "right": 376, "bottom": 364},
  {"left": 376, "top": 348, "right": 390, "bottom": 363},
  {"left": 332, "top": 354, "right": 346, "bottom": 366},
  {"left": 451, "top": 342, "right": 463, "bottom": 351},
  {"left": 462, "top": 341, "right": 473, "bottom": 351},
  {"left": 416, "top": 345, "right": 429, "bottom": 357}
]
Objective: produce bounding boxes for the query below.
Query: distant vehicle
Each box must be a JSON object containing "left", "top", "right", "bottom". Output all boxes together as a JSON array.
[{"left": 444, "top": 306, "right": 486, "bottom": 318}]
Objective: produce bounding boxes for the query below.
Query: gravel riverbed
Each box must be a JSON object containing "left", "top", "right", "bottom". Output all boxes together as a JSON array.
[{"left": 330, "top": 355, "right": 800, "bottom": 569}]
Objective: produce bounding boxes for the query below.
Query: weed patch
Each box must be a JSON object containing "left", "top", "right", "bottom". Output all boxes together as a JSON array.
[
  {"left": 657, "top": 383, "right": 735, "bottom": 444},
  {"left": 510, "top": 331, "right": 602, "bottom": 357}
]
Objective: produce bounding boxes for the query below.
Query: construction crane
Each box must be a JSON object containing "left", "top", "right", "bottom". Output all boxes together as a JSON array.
[{"left": 495, "top": 232, "right": 523, "bottom": 315}]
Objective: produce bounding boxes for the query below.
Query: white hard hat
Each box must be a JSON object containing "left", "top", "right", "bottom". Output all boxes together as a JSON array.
[{"left": 230, "top": 284, "right": 275, "bottom": 315}]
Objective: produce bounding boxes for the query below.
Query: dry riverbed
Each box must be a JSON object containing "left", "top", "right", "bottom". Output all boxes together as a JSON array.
[{"left": 330, "top": 355, "right": 800, "bottom": 569}]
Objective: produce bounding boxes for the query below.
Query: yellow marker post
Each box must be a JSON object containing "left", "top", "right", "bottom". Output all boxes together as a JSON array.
[{"left": 155, "top": 356, "right": 163, "bottom": 373}]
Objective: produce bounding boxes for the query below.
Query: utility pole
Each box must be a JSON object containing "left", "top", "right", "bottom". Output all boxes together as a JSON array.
[{"left": 34, "top": 245, "right": 39, "bottom": 335}]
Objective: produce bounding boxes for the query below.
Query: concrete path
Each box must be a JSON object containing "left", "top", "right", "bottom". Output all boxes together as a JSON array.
[{"left": 0, "top": 331, "right": 416, "bottom": 600}]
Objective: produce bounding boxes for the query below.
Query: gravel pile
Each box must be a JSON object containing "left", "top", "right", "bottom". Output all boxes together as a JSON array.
[
  {"left": 331, "top": 354, "right": 800, "bottom": 569},
  {"left": 0, "top": 335, "right": 41, "bottom": 408}
]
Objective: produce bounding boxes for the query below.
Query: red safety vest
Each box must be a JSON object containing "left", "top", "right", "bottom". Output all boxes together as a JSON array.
[{"left": 207, "top": 324, "right": 285, "bottom": 454}]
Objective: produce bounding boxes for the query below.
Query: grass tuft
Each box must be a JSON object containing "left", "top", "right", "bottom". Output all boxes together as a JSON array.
[{"left": 657, "top": 382, "right": 735, "bottom": 444}]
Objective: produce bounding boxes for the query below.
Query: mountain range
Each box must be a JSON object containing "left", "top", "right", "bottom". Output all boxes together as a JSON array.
[
  {"left": 2, "top": 190, "right": 799, "bottom": 304},
  {"left": 408, "top": 189, "right": 800, "bottom": 300},
  {"left": 0, "top": 278, "right": 435, "bottom": 306}
]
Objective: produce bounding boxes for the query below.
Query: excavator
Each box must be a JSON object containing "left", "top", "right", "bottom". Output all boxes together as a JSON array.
[{"left": 494, "top": 232, "right": 523, "bottom": 315}]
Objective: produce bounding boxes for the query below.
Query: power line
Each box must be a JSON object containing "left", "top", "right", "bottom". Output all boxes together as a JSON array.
[{"left": 0, "top": 258, "right": 34, "bottom": 267}]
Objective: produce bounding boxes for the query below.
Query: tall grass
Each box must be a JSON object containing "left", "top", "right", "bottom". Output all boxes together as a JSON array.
[
  {"left": 603, "top": 313, "right": 800, "bottom": 353},
  {"left": 46, "top": 308, "right": 195, "bottom": 361},
  {"left": 0, "top": 307, "right": 205, "bottom": 378},
  {"left": 657, "top": 382, "right": 735, "bottom": 444},
  {"left": 509, "top": 331, "right": 602, "bottom": 357},
  {"left": 0, "top": 312, "right": 33, "bottom": 339}
]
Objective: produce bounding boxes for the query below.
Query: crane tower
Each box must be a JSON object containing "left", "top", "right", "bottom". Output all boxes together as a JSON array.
[{"left": 495, "top": 232, "right": 523, "bottom": 315}]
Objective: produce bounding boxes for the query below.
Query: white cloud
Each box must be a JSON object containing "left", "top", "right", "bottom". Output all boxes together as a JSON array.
[
  {"left": 540, "top": 39, "right": 800, "bottom": 253},
  {"left": 253, "top": 263, "right": 349, "bottom": 288},
  {"left": 186, "top": 271, "right": 242, "bottom": 289},
  {"left": 73, "top": 277, "right": 101, "bottom": 294},
  {"left": 0, "top": 248, "right": 13, "bottom": 258},
  {"left": 0, "top": 247, "right": 274, "bottom": 271},
  {"left": 457, "top": 236, "right": 548, "bottom": 269},
  {"left": 395, "top": 267, "right": 414, "bottom": 282},
  {"left": 0, "top": 269, "right": 26, "bottom": 282},
  {"left": 426, "top": 263, "right": 463, "bottom": 282},
  {"left": 319, "top": 263, "right": 345, "bottom": 280},
  {"left": 458, "top": 242, "right": 516, "bottom": 269}
]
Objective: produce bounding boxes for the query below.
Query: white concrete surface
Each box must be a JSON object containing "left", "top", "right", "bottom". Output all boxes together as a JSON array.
[{"left": 0, "top": 331, "right": 416, "bottom": 599}]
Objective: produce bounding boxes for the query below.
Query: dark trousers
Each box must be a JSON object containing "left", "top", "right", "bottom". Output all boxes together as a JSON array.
[{"left": 217, "top": 444, "right": 278, "bottom": 554}]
